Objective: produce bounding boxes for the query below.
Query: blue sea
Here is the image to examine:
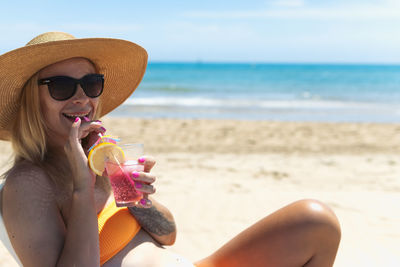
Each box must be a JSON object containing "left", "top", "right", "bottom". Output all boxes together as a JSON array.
[{"left": 111, "top": 63, "right": 400, "bottom": 123}]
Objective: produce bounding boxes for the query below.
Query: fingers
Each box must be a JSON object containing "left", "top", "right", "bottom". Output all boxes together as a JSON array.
[
  {"left": 66, "top": 118, "right": 84, "bottom": 155},
  {"left": 131, "top": 156, "right": 157, "bottom": 195},
  {"left": 130, "top": 171, "right": 156, "bottom": 194},
  {"left": 69, "top": 117, "right": 105, "bottom": 141},
  {"left": 69, "top": 117, "right": 82, "bottom": 142},
  {"left": 138, "top": 195, "right": 152, "bottom": 208},
  {"left": 130, "top": 171, "right": 156, "bottom": 184},
  {"left": 67, "top": 118, "right": 106, "bottom": 153},
  {"left": 134, "top": 181, "right": 156, "bottom": 194},
  {"left": 79, "top": 120, "right": 106, "bottom": 140},
  {"left": 138, "top": 156, "right": 156, "bottom": 172},
  {"left": 65, "top": 118, "right": 97, "bottom": 187}
]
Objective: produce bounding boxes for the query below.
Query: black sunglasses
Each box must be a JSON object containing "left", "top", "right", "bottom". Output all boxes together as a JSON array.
[{"left": 38, "top": 74, "right": 104, "bottom": 101}]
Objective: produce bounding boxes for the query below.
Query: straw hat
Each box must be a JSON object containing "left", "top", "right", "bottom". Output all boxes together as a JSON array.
[{"left": 0, "top": 31, "right": 148, "bottom": 141}]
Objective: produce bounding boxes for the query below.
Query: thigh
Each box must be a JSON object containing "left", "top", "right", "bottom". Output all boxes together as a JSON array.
[{"left": 195, "top": 199, "right": 341, "bottom": 267}]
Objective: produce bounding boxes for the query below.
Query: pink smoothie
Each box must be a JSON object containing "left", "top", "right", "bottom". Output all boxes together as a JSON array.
[{"left": 105, "top": 160, "right": 144, "bottom": 207}]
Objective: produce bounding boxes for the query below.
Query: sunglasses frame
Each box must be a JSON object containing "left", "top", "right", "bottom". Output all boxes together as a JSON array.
[{"left": 38, "top": 73, "right": 104, "bottom": 101}]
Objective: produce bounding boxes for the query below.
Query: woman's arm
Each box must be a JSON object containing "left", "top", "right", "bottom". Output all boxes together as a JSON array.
[
  {"left": 56, "top": 188, "right": 99, "bottom": 266},
  {"left": 58, "top": 118, "right": 103, "bottom": 266},
  {"left": 129, "top": 197, "right": 176, "bottom": 245}
]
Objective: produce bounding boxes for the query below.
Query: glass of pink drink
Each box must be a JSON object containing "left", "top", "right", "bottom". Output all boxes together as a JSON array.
[
  {"left": 105, "top": 160, "right": 144, "bottom": 207},
  {"left": 104, "top": 143, "right": 145, "bottom": 207}
]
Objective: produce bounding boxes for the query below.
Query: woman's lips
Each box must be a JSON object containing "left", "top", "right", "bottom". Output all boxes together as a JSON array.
[{"left": 62, "top": 112, "right": 91, "bottom": 122}]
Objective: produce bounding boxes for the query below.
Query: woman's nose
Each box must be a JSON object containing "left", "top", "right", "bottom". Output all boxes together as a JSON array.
[{"left": 71, "top": 85, "right": 89, "bottom": 104}]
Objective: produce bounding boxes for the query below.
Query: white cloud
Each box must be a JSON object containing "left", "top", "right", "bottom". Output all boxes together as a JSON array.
[
  {"left": 183, "top": 1, "right": 400, "bottom": 20},
  {"left": 272, "top": 0, "right": 305, "bottom": 8}
]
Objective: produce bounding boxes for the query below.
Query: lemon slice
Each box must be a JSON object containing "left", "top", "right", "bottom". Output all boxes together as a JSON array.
[{"left": 88, "top": 142, "right": 125, "bottom": 176}]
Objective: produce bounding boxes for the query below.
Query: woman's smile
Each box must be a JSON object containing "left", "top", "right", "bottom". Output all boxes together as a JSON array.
[{"left": 61, "top": 110, "right": 92, "bottom": 123}]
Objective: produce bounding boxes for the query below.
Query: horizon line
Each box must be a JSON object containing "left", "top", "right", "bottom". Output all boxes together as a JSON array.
[{"left": 148, "top": 60, "right": 400, "bottom": 66}]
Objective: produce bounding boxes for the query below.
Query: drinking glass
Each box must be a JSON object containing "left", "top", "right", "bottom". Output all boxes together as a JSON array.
[{"left": 105, "top": 143, "right": 145, "bottom": 207}]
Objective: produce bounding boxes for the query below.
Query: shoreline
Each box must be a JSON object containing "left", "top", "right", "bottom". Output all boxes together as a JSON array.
[{"left": 111, "top": 102, "right": 400, "bottom": 124}]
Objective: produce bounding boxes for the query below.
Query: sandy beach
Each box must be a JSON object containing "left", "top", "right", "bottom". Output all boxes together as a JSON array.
[{"left": 0, "top": 117, "right": 399, "bottom": 266}]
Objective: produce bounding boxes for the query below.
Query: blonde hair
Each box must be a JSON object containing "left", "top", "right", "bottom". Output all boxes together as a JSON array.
[{"left": 11, "top": 73, "right": 47, "bottom": 163}]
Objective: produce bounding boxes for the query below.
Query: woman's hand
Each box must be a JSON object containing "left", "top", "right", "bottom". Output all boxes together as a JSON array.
[
  {"left": 123, "top": 156, "right": 157, "bottom": 207},
  {"left": 64, "top": 117, "right": 105, "bottom": 191}
]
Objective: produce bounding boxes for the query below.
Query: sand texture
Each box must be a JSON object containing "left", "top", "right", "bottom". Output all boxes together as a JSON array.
[{"left": 0, "top": 117, "right": 399, "bottom": 266}]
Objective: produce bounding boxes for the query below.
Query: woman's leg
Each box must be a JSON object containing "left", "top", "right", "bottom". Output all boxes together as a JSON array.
[{"left": 195, "top": 199, "right": 341, "bottom": 267}]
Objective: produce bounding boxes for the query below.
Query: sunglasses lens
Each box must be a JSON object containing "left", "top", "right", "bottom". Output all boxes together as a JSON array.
[
  {"left": 82, "top": 74, "right": 104, "bottom": 98},
  {"left": 41, "top": 74, "right": 104, "bottom": 101},
  {"left": 48, "top": 77, "right": 76, "bottom": 100}
]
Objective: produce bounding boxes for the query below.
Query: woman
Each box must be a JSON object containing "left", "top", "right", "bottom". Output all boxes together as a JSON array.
[{"left": 0, "top": 32, "right": 341, "bottom": 266}]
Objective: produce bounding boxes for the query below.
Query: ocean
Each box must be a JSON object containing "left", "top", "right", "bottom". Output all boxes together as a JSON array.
[{"left": 111, "top": 63, "right": 400, "bottom": 123}]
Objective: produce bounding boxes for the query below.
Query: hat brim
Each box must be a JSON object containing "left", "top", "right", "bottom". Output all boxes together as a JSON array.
[{"left": 0, "top": 38, "right": 148, "bottom": 140}]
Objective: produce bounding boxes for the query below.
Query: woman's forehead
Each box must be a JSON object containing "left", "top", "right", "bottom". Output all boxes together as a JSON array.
[{"left": 38, "top": 57, "right": 96, "bottom": 79}]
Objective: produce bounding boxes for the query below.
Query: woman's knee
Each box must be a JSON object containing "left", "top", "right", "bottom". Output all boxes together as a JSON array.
[{"left": 290, "top": 199, "right": 341, "bottom": 240}]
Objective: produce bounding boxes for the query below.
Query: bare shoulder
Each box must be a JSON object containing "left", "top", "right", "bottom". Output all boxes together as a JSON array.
[
  {"left": 3, "top": 161, "right": 55, "bottom": 202},
  {"left": 2, "top": 161, "right": 58, "bottom": 221}
]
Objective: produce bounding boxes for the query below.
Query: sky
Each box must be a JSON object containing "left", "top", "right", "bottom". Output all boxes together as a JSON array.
[{"left": 0, "top": 0, "right": 400, "bottom": 63}]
